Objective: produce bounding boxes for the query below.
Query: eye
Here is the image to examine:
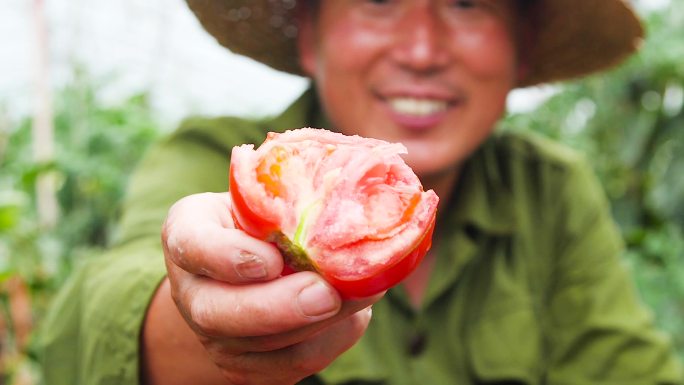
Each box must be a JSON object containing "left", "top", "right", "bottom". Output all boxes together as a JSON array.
[
  {"left": 357, "top": 0, "right": 399, "bottom": 17},
  {"left": 451, "top": 0, "right": 478, "bottom": 9},
  {"left": 364, "top": 0, "right": 393, "bottom": 5},
  {"left": 354, "top": 0, "right": 403, "bottom": 20}
]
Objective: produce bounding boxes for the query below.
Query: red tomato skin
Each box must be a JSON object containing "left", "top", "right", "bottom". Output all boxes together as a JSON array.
[
  {"left": 322, "top": 217, "right": 436, "bottom": 299},
  {"left": 229, "top": 165, "right": 278, "bottom": 240},
  {"left": 230, "top": 145, "right": 438, "bottom": 299}
]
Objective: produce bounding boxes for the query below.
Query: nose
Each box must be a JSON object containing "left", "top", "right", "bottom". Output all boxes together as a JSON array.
[{"left": 391, "top": 4, "right": 450, "bottom": 73}]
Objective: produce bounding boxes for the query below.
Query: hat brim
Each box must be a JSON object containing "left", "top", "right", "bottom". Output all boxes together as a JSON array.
[{"left": 187, "top": 0, "right": 644, "bottom": 87}]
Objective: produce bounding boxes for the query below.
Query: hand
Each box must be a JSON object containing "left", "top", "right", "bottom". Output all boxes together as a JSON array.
[{"left": 157, "top": 192, "right": 382, "bottom": 385}]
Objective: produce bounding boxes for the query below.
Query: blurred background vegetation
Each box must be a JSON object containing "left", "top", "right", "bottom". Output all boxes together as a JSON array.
[
  {"left": 0, "top": 69, "right": 160, "bottom": 383},
  {"left": 503, "top": 0, "right": 684, "bottom": 359},
  {"left": 1, "top": 1, "right": 683, "bottom": 384}
]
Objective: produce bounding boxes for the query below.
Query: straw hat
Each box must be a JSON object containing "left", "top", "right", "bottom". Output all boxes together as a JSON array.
[{"left": 186, "top": 0, "right": 644, "bottom": 87}]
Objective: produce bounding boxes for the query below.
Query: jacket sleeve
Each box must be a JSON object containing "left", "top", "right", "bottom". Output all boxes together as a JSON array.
[
  {"left": 40, "top": 239, "right": 167, "bottom": 384},
  {"left": 38, "top": 118, "right": 252, "bottom": 385},
  {"left": 545, "top": 158, "right": 683, "bottom": 384}
]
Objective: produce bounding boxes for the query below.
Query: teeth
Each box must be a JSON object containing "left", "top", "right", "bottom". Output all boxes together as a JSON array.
[{"left": 388, "top": 97, "right": 448, "bottom": 117}]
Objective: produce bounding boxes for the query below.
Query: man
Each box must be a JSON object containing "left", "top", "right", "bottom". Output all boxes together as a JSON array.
[{"left": 41, "top": 1, "right": 683, "bottom": 384}]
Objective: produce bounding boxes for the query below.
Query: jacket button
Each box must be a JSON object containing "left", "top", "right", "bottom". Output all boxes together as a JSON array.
[{"left": 408, "top": 332, "right": 427, "bottom": 356}]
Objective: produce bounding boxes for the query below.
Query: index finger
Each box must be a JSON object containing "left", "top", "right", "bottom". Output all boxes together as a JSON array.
[{"left": 162, "top": 192, "right": 284, "bottom": 283}]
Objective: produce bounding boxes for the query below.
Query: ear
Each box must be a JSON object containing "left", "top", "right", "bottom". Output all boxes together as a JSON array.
[{"left": 296, "top": 4, "right": 318, "bottom": 78}]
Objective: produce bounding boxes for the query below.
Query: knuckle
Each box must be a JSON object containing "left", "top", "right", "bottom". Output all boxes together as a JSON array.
[
  {"left": 163, "top": 193, "right": 202, "bottom": 237},
  {"left": 160, "top": 214, "right": 175, "bottom": 246},
  {"left": 189, "top": 298, "right": 221, "bottom": 337},
  {"left": 163, "top": 224, "right": 196, "bottom": 267},
  {"left": 161, "top": 208, "right": 181, "bottom": 248},
  {"left": 165, "top": 195, "right": 191, "bottom": 224}
]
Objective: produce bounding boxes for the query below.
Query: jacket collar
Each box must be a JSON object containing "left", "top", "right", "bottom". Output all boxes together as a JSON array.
[{"left": 445, "top": 136, "right": 517, "bottom": 236}]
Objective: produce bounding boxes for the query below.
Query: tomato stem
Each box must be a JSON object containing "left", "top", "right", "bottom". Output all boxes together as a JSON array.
[{"left": 270, "top": 231, "right": 316, "bottom": 273}]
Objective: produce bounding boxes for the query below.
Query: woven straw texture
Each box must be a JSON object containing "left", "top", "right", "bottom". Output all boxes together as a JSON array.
[{"left": 186, "top": 0, "right": 643, "bottom": 87}]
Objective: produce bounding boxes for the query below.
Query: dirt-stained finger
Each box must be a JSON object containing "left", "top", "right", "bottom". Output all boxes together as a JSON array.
[{"left": 162, "top": 192, "right": 284, "bottom": 283}]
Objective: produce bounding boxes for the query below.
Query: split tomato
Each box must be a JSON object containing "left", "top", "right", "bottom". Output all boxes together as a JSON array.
[{"left": 229, "top": 128, "right": 439, "bottom": 298}]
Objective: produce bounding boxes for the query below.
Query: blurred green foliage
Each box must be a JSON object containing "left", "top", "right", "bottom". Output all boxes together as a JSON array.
[
  {"left": 1, "top": 67, "right": 159, "bottom": 287},
  {"left": 0, "top": 69, "right": 160, "bottom": 381},
  {"left": 503, "top": 2, "right": 684, "bottom": 357},
  {"left": 0, "top": 1, "right": 682, "bottom": 383}
]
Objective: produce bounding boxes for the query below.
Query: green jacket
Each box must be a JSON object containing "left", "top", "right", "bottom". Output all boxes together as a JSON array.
[{"left": 40, "top": 90, "right": 682, "bottom": 384}]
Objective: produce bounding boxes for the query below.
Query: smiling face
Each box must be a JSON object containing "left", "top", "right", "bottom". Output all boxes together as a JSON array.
[{"left": 298, "top": 0, "right": 523, "bottom": 187}]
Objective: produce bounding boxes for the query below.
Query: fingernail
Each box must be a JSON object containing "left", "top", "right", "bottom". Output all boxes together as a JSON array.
[
  {"left": 297, "top": 282, "right": 340, "bottom": 318},
  {"left": 235, "top": 251, "right": 267, "bottom": 279}
]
